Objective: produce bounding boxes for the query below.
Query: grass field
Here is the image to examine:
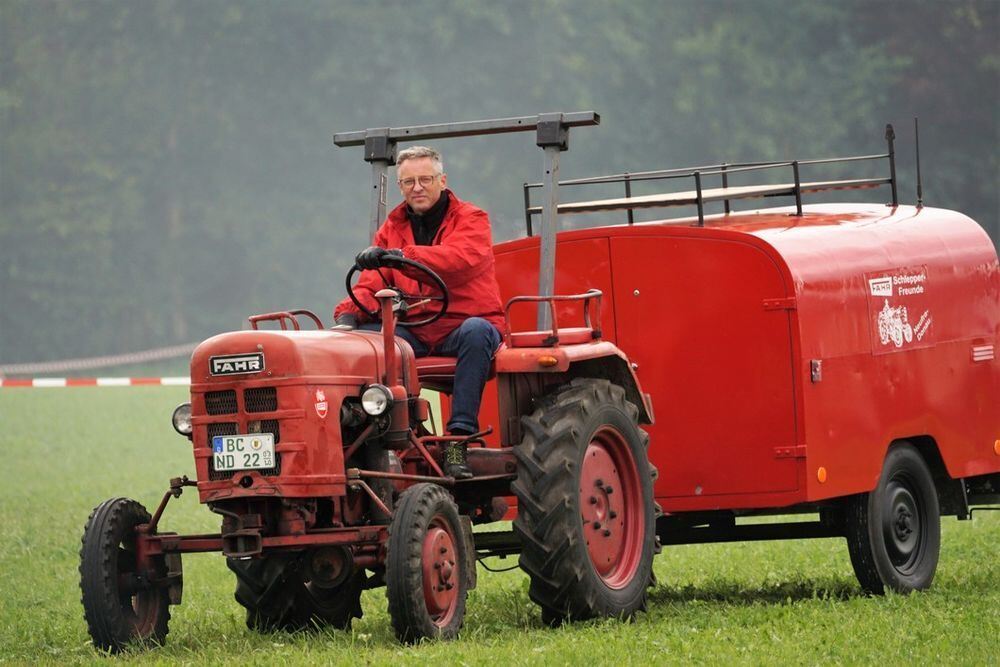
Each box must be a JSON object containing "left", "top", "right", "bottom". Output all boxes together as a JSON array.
[{"left": 1, "top": 387, "right": 997, "bottom": 665}]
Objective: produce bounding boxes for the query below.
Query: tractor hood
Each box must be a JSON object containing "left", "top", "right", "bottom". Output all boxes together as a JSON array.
[{"left": 190, "top": 329, "right": 420, "bottom": 392}]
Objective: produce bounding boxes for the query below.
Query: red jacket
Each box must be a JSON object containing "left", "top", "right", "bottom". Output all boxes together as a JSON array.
[{"left": 334, "top": 190, "right": 506, "bottom": 349}]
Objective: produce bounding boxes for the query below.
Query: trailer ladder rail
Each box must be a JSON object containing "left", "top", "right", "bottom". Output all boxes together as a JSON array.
[{"left": 522, "top": 124, "right": 899, "bottom": 231}]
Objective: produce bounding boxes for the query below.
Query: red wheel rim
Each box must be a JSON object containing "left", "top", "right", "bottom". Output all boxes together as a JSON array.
[
  {"left": 117, "top": 545, "right": 159, "bottom": 635},
  {"left": 421, "top": 516, "right": 460, "bottom": 626},
  {"left": 579, "top": 426, "right": 643, "bottom": 589}
]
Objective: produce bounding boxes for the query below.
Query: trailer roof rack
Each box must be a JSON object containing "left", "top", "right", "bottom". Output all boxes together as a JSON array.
[{"left": 522, "top": 124, "right": 900, "bottom": 233}]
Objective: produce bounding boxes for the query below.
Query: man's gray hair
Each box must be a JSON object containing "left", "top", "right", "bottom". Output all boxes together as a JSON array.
[{"left": 396, "top": 145, "right": 443, "bottom": 174}]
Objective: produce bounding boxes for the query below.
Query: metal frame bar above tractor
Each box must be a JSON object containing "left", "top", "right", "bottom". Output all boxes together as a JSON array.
[{"left": 334, "top": 112, "right": 601, "bottom": 330}]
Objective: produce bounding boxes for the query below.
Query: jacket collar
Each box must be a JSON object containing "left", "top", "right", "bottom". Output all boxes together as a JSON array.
[{"left": 387, "top": 189, "right": 461, "bottom": 228}]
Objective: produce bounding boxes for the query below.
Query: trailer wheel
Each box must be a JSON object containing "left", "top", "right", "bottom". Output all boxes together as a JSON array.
[
  {"left": 228, "top": 554, "right": 363, "bottom": 631},
  {"left": 386, "top": 483, "right": 468, "bottom": 643},
  {"left": 845, "top": 443, "right": 941, "bottom": 594},
  {"left": 513, "top": 378, "right": 656, "bottom": 624},
  {"left": 79, "top": 497, "right": 170, "bottom": 653}
]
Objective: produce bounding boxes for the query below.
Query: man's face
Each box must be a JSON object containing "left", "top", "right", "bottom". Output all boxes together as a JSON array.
[{"left": 397, "top": 157, "right": 447, "bottom": 214}]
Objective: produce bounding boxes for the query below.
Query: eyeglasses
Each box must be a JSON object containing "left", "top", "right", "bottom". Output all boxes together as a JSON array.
[{"left": 398, "top": 174, "right": 440, "bottom": 190}]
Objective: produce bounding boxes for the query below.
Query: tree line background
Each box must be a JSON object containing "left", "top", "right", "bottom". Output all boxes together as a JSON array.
[{"left": 1, "top": 0, "right": 997, "bottom": 367}]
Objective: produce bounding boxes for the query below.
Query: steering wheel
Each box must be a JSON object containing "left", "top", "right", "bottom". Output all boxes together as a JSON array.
[{"left": 345, "top": 255, "right": 449, "bottom": 328}]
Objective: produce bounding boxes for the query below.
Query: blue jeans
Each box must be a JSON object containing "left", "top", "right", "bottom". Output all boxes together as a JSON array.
[{"left": 358, "top": 317, "right": 502, "bottom": 433}]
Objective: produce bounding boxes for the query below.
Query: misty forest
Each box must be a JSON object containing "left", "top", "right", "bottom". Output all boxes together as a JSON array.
[{"left": 1, "top": 0, "right": 997, "bottom": 367}]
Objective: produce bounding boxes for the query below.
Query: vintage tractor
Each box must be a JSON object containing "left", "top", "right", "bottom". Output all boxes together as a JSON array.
[
  {"left": 79, "top": 113, "right": 659, "bottom": 651},
  {"left": 80, "top": 112, "right": 999, "bottom": 653}
]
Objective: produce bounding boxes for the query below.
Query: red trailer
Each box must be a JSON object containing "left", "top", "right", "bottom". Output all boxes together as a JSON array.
[
  {"left": 492, "top": 202, "right": 998, "bottom": 510},
  {"left": 484, "top": 140, "right": 999, "bottom": 594}
]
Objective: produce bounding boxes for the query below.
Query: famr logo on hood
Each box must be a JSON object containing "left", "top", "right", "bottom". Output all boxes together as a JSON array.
[{"left": 210, "top": 353, "right": 265, "bottom": 376}]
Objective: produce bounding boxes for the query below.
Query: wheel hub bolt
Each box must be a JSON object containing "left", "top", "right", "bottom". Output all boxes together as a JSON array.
[
  {"left": 592, "top": 521, "right": 602, "bottom": 529},
  {"left": 609, "top": 510, "right": 618, "bottom": 519},
  {"left": 604, "top": 486, "right": 613, "bottom": 495},
  {"left": 595, "top": 479, "right": 604, "bottom": 488},
  {"left": 602, "top": 529, "right": 611, "bottom": 537},
  {"left": 589, "top": 496, "right": 598, "bottom": 505}
]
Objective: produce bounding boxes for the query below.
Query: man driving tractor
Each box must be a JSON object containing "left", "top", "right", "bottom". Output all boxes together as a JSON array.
[{"left": 334, "top": 145, "right": 505, "bottom": 478}]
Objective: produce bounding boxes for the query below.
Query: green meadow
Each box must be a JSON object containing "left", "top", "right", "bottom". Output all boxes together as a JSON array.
[{"left": 1, "top": 387, "right": 997, "bottom": 665}]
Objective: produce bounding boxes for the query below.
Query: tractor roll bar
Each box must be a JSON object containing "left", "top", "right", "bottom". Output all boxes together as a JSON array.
[{"left": 334, "top": 112, "right": 601, "bottom": 330}]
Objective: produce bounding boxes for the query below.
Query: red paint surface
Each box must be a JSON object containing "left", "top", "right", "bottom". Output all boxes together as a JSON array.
[
  {"left": 492, "top": 203, "right": 1000, "bottom": 512},
  {"left": 189, "top": 329, "right": 421, "bottom": 503}
]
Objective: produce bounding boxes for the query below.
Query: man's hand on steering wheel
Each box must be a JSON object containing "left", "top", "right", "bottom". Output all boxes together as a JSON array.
[
  {"left": 355, "top": 246, "right": 404, "bottom": 270},
  {"left": 345, "top": 253, "right": 449, "bottom": 328}
]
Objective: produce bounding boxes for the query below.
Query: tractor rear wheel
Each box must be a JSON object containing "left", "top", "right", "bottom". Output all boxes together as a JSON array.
[
  {"left": 386, "top": 483, "right": 468, "bottom": 643},
  {"left": 227, "top": 553, "right": 363, "bottom": 631},
  {"left": 845, "top": 443, "right": 941, "bottom": 594},
  {"left": 513, "top": 378, "right": 656, "bottom": 624},
  {"left": 80, "top": 497, "right": 171, "bottom": 653}
]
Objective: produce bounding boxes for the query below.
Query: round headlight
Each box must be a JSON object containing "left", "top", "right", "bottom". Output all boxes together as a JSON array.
[
  {"left": 172, "top": 402, "right": 193, "bottom": 436},
  {"left": 361, "top": 384, "right": 392, "bottom": 416}
]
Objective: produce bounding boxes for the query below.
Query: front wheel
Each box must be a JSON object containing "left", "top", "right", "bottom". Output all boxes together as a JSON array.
[
  {"left": 228, "top": 552, "right": 364, "bottom": 632},
  {"left": 386, "top": 483, "right": 469, "bottom": 642},
  {"left": 79, "top": 497, "right": 171, "bottom": 653},
  {"left": 513, "top": 378, "right": 657, "bottom": 624},
  {"left": 845, "top": 443, "right": 941, "bottom": 594}
]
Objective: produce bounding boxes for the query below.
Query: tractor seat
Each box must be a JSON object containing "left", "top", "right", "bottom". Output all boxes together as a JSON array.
[{"left": 415, "top": 354, "right": 497, "bottom": 394}]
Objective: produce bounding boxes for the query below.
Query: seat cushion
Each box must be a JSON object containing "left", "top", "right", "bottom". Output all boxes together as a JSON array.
[
  {"left": 415, "top": 356, "right": 458, "bottom": 378},
  {"left": 415, "top": 356, "right": 458, "bottom": 394}
]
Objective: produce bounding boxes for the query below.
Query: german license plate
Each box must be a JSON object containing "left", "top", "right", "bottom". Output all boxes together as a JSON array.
[{"left": 212, "top": 434, "right": 275, "bottom": 472}]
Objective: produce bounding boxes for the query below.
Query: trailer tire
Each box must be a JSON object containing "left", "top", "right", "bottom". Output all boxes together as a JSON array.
[
  {"left": 228, "top": 554, "right": 363, "bottom": 631},
  {"left": 386, "top": 483, "right": 468, "bottom": 643},
  {"left": 80, "top": 497, "right": 170, "bottom": 653},
  {"left": 845, "top": 443, "right": 940, "bottom": 594},
  {"left": 513, "top": 378, "right": 656, "bottom": 624}
]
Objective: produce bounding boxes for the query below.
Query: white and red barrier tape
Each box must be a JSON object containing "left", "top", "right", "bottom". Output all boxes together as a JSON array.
[
  {"left": 0, "top": 377, "right": 190, "bottom": 388},
  {"left": 0, "top": 342, "right": 196, "bottom": 376}
]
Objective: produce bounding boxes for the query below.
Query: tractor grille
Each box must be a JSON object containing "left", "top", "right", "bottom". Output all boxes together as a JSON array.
[
  {"left": 244, "top": 387, "right": 277, "bottom": 413},
  {"left": 205, "top": 390, "right": 237, "bottom": 415},
  {"left": 206, "top": 420, "right": 282, "bottom": 481}
]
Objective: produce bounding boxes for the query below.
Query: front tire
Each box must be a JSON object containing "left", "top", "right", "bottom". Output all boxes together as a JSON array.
[
  {"left": 513, "top": 379, "right": 657, "bottom": 624},
  {"left": 80, "top": 497, "right": 171, "bottom": 653},
  {"left": 386, "top": 483, "right": 469, "bottom": 643},
  {"left": 228, "top": 554, "right": 363, "bottom": 632},
  {"left": 845, "top": 443, "right": 941, "bottom": 594}
]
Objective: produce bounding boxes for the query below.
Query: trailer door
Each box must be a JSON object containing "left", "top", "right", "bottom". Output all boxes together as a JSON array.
[{"left": 611, "top": 234, "right": 799, "bottom": 504}]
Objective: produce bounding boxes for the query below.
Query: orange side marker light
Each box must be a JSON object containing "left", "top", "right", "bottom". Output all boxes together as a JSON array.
[
  {"left": 994, "top": 439, "right": 1000, "bottom": 456},
  {"left": 817, "top": 466, "right": 828, "bottom": 483},
  {"left": 538, "top": 355, "right": 559, "bottom": 368}
]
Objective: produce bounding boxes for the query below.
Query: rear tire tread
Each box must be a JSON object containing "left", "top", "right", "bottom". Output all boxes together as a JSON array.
[{"left": 513, "top": 378, "right": 656, "bottom": 624}]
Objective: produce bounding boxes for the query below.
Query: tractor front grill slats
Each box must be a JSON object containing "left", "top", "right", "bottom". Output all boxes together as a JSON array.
[
  {"left": 205, "top": 390, "right": 237, "bottom": 415},
  {"left": 244, "top": 387, "right": 277, "bottom": 413}
]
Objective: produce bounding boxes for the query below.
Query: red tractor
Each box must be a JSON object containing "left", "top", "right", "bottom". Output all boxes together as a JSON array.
[{"left": 80, "top": 113, "right": 999, "bottom": 652}]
